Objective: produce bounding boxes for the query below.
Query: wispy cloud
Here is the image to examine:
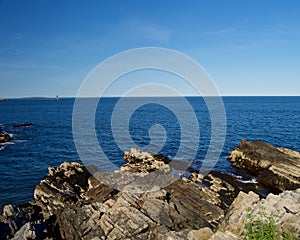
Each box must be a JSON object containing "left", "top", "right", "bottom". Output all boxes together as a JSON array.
[
  {"left": 202, "top": 27, "right": 236, "bottom": 36},
  {"left": 115, "top": 18, "right": 171, "bottom": 42}
]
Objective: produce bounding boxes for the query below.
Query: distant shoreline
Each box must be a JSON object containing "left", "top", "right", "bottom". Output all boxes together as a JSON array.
[{"left": 1, "top": 95, "right": 300, "bottom": 100}]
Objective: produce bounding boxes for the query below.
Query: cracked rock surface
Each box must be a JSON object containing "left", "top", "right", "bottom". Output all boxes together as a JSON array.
[{"left": 1, "top": 145, "right": 300, "bottom": 239}]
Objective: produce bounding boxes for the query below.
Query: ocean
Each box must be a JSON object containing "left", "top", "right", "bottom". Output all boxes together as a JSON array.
[{"left": 0, "top": 96, "right": 299, "bottom": 208}]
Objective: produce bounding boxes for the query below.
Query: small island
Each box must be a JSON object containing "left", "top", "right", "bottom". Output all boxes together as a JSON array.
[{"left": 0, "top": 140, "right": 299, "bottom": 239}]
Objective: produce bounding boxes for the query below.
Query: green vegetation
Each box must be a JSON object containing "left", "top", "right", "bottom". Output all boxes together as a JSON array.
[{"left": 242, "top": 204, "right": 294, "bottom": 240}]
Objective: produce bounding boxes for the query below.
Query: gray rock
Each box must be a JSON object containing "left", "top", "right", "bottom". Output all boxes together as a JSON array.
[
  {"left": 12, "top": 222, "right": 36, "bottom": 240},
  {"left": 219, "top": 188, "right": 300, "bottom": 239}
]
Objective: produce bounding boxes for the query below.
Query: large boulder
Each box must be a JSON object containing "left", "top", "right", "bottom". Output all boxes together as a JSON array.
[{"left": 228, "top": 139, "right": 300, "bottom": 191}]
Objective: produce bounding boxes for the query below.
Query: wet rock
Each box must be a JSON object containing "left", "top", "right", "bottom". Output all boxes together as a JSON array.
[
  {"left": 13, "top": 122, "right": 33, "bottom": 128},
  {"left": 228, "top": 139, "right": 300, "bottom": 191},
  {"left": 189, "top": 170, "right": 259, "bottom": 210},
  {"left": 0, "top": 126, "right": 13, "bottom": 143}
]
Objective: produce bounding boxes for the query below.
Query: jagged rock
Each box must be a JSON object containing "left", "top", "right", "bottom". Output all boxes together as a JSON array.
[
  {"left": 228, "top": 139, "right": 300, "bottom": 191},
  {"left": 3, "top": 204, "right": 15, "bottom": 218},
  {"left": 93, "top": 169, "right": 175, "bottom": 193},
  {"left": 11, "top": 222, "right": 36, "bottom": 240},
  {"left": 57, "top": 202, "right": 105, "bottom": 239},
  {"left": 220, "top": 191, "right": 260, "bottom": 234},
  {"left": 254, "top": 189, "right": 300, "bottom": 238},
  {"left": 219, "top": 188, "right": 300, "bottom": 239},
  {"left": 56, "top": 181, "right": 224, "bottom": 239},
  {"left": 2, "top": 146, "right": 299, "bottom": 239},
  {"left": 165, "top": 178, "right": 224, "bottom": 229},
  {"left": 122, "top": 148, "right": 171, "bottom": 173},
  {"left": 33, "top": 162, "right": 92, "bottom": 218},
  {"left": 189, "top": 170, "right": 259, "bottom": 210},
  {"left": 0, "top": 203, "right": 52, "bottom": 239}
]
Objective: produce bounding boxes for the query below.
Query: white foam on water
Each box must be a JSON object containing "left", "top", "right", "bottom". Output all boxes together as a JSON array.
[
  {"left": 15, "top": 140, "right": 28, "bottom": 143},
  {"left": 1, "top": 141, "right": 14, "bottom": 145},
  {"left": 238, "top": 177, "right": 258, "bottom": 184}
]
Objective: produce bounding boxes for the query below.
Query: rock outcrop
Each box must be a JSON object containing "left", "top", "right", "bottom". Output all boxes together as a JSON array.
[
  {"left": 0, "top": 148, "right": 242, "bottom": 239},
  {"left": 1, "top": 145, "right": 300, "bottom": 239},
  {"left": 0, "top": 126, "right": 13, "bottom": 143},
  {"left": 228, "top": 139, "right": 300, "bottom": 191},
  {"left": 34, "top": 162, "right": 93, "bottom": 219}
]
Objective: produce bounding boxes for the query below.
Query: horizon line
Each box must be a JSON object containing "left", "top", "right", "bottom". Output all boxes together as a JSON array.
[{"left": 2, "top": 95, "right": 300, "bottom": 100}]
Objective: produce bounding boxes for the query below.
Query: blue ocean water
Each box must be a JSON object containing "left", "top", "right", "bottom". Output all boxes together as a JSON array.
[{"left": 0, "top": 97, "right": 299, "bottom": 208}]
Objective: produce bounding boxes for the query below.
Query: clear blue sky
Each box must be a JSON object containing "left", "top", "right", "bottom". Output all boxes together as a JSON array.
[{"left": 0, "top": 0, "right": 299, "bottom": 97}]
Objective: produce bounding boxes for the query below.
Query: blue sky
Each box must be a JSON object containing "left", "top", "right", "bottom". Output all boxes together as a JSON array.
[{"left": 0, "top": 0, "right": 299, "bottom": 97}]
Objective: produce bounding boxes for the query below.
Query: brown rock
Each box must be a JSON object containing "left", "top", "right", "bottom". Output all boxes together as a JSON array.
[
  {"left": 228, "top": 139, "right": 300, "bottom": 191},
  {"left": 33, "top": 162, "right": 92, "bottom": 218},
  {"left": 122, "top": 148, "right": 171, "bottom": 174},
  {"left": 187, "top": 227, "right": 214, "bottom": 240},
  {"left": 0, "top": 128, "right": 13, "bottom": 143}
]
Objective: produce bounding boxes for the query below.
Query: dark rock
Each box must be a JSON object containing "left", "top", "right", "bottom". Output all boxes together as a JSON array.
[
  {"left": 13, "top": 122, "right": 33, "bottom": 128},
  {"left": 164, "top": 178, "right": 224, "bottom": 229},
  {"left": 0, "top": 126, "right": 13, "bottom": 143},
  {"left": 189, "top": 170, "right": 259, "bottom": 210},
  {"left": 228, "top": 139, "right": 300, "bottom": 191},
  {"left": 0, "top": 203, "right": 53, "bottom": 239}
]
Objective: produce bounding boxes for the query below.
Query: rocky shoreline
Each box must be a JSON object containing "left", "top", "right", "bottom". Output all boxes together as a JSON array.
[{"left": 1, "top": 140, "right": 300, "bottom": 239}]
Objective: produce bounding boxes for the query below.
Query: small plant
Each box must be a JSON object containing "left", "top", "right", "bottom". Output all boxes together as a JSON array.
[
  {"left": 282, "top": 230, "right": 292, "bottom": 240},
  {"left": 242, "top": 204, "right": 279, "bottom": 240}
]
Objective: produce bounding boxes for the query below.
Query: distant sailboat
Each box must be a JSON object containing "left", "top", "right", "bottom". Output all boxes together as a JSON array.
[{"left": 55, "top": 95, "right": 59, "bottom": 101}]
